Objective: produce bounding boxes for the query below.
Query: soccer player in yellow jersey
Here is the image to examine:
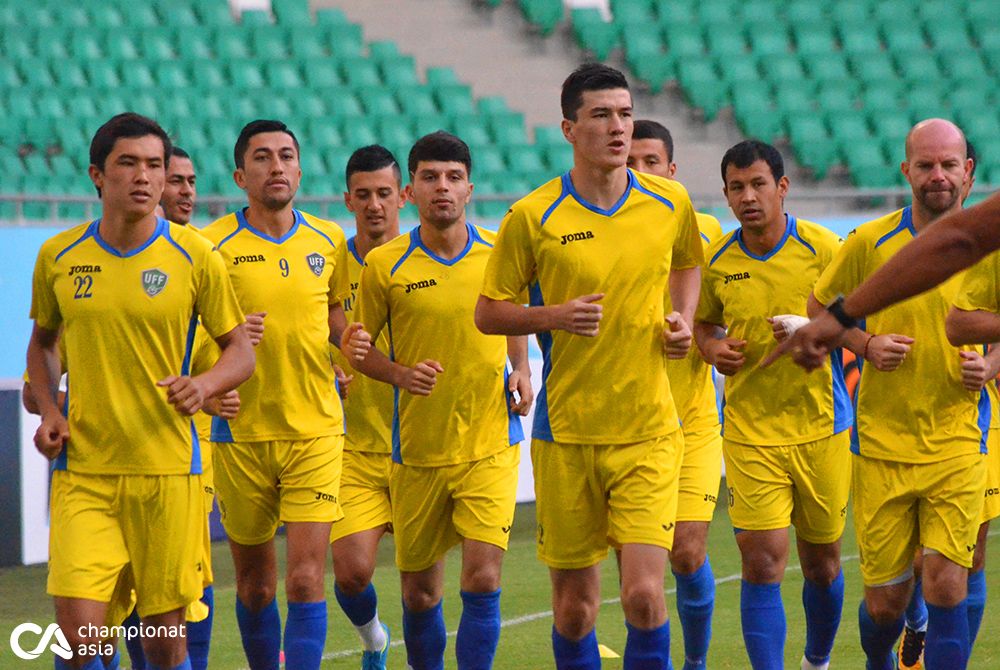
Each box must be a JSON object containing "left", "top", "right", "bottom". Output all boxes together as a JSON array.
[
  {"left": 328, "top": 145, "right": 406, "bottom": 670},
  {"left": 341, "top": 131, "right": 531, "bottom": 670},
  {"left": 799, "top": 120, "right": 985, "bottom": 670},
  {"left": 694, "top": 141, "right": 850, "bottom": 670},
  {"left": 26, "top": 113, "right": 254, "bottom": 670},
  {"left": 628, "top": 119, "right": 723, "bottom": 670},
  {"left": 201, "top": 120, "right": 352, "bottom": 670},
  {"left": 475, "top": 64, "right": 703, "bottom": 670}
]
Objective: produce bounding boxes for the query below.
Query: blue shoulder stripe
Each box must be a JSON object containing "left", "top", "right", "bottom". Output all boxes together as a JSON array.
[
  {"left": 163, "top": 226, "right": 193, "bottom": 265},
  {"left": 300, "top": 216, "right": 337, "bottom": 248},
  {"left": 709, "top": 231, "right": 740, "bottom": 266},
  {"left": 390, "top": 229, "right": 421, "bottom": 276},
  {"left": 54, "top": 221, "right": 98, "bottom": 262},
  {"left": 631, "top": 180, "right": 676, "bottom": 211},
  {"left": 540, "top": 178, "right": 570, "bottom": 227},
  {"left": 788, "top": 216, "right": 817, "bottom": 256},
  {"left": 874, "top": 207, "right": 915, "bottom": 249}
]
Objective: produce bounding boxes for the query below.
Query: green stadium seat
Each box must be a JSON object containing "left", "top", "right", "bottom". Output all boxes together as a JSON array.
[
  {"left": 160, "top": 5, "right": 199, "bottom": 27},
  {"left": 730, "top": 81, "right": 772, "bottom": 114},
  {"left": 452, "top": 117, "right": 492, "bottom": 148},
  {"left": 475, "top": 146, "right": 506, "bottom": 176},
  {"left": 193, "top": 61, "right": 227, "bottom": 88},
  {"left": 290, "top": 30, "right": 327, "bottom": 59},
  {"left": 23, "top": 153, "right": 51, "bottom": 176},
  {"left": 960, "top": 113, "right": 1000, "bottom": 145},
  {"left": 85, "top": 62, "right": 121, "bottom": 88},
  {"left": 395, "top": 85, "right": 439, "bottom": 116},
  {"left": 894, "top": 52, "right": 941, "bottom": 82},
  {"left": 142, "top": 33, "right": 175, "bottom": 59},
  {"left": 816, "top": 82, "right": 859, "bottom": 113},
  {"left": 240, "top": 10, "right": 271, "bottom": 27},
  {"left": 534, "top": 125, "right": 565, "bottom": 147},
  {"left": 368, "top": 40, "right": 401, "bottom": 63},
  {"left": 491, "top": 116, "right": 529, "bottom": 147},
  {"left": 340, "top": 118, "right": 378, "bottom": 147},
  {"left": 48, "top": 154, "right": 76, "bottom": 175},
  {"left": 0, "top": 4, "right": 16, "bottom": 26},
  {"left": 697, "top": 0, "right": 737, "bottom": 24},
  {"left": 760, "top": 55, "right": 807, "bottom": 82},
  {"left": 657, "top": 0, "right": 696, "bottom": 23},
  {"left": 71, "top": 33, "right": 103, "bottom": 60},
  {"left": 265, "top": 62, "right": 303, "bottom": 89},
  {"left": 828, "top": 110, "right": 872, "bottom": 142},
  {"left": 340, "top": 57, "right": 381, "bottom": 88},
  {"left": 426, "top": 66, "right": 461, "bottom": 88},
  {"left": 787, "top": 114, "right": 830, "bottom": 148},
  {"left": 298, "top": 151, "right": 326, "bottom": 175},
  {"left": 838, "top": 21, "right": 882, "bottom": 55},
  {"left": 435, "top": 85, "right": 476, "bottom": 116},
  {"left": 704, "top": 24, "right": 746, "bottom": 58},
  {"left": 829, "top": 1, "right": 870, "bottom": 24},
  {"left": 806, "top": 53, "right": 852, "bottom": 83},
  {"left": 58, "top": 6, "right": 89, "bottom": 28},
  {"left": 505, "top": 146, "right": 546, "bottom": 175},
  {"left": 882, "top": 25, "right": 927, "bottom": 54},
  {"left": 325, "top": 23, "right": 364, "bottom": 57},
  {"left": 518, "top": 0, "right": 564, "bottom": 35},
  {"left": 315, "top": 8, "right": 349, "bottom": 25},
  {"left": 785, "top": 2, "right": 826, "bottom": 25},
  {"left": 716, "top": 57, "right": 757, "bottom": 85},
  {"left": 743, "top": 0, "right": 781, "bottom": 24},
  {"left": 573, "top": 9, "right": 619, "bottom": 60},
  {"left": 215, "top": 30, "right": 253, "bottom": 59},
  {"left": 967, "top": 0, "right": 994, "bottom": 23},
  {"left": 611, "top": 1, "right": 653, "bottom": 24},
  {"left": 303, "top": 59, "right": 341, "bottom": 87},
  {"left": 545, "top": 143, "right": 574, "bottom": 173},
  {"left": 662, "top": 24, "right": 703, "bottom": 57},
  {"left": 749, "top": 30, "right": 789, "bottom": 58},
  {"left": 23, "top": 117, "right": 57, "bottom": 147},
  {"left": 775, "top": 85, "right": 815, "bottom": 115},
  {"left": 89, "top": 5, "right": 124, "bottom": 28},
  {"left": 155, "top": 61, "right": 188, "bottom": 88},
  {"left": 849, "top": 54, "right": 896, "bottom": 82},
  {"left": 737, "top": 110, "right": 784, "bottom": 143},
  {"left": 792, "top": 25, "right": 837, "bottom": 56},
  {"left": 124, "top": 4, "right": 158, "bottom": 27},
  {"left": 939, "top": 52, "right": 990, "bottom": 81},
  {"left": 676, "top": 61, "right": 726, "bottom": 119},
  {"left": 18, "top": 59, "right": 56, "bottom": 88},
  {"left": 272, "top": 0, "right": 311, "bottom": 25},
  {"left": 476, "top": 96, "right": 511, "bottom": 117},
  {"left": 54, "top": 62, "right": 88, "bottom": 88},
  {"left": 380, "top": 55, "right": 419, "bottom": 88},
  {"left": 375, "top": 117, "right": 413, "bottom": 148},
  {"left": 869, "top": 112, "right": 912, "bottom": 145},
  {"left": 361, "top": 90, "right": 399, "bottom": 116},
  {"left": 927, "top": 17, "right": 971, "bottom": 50},
  {"left": 412, "top": 114, "right": 444, "bottom": 138},
  {"left": 178, "top": 27, "right": 214, "bottom": 60},
  {"left": 4, "top": 31, "right": 31, "bottom": 60},
  {"left": 628, "top": 55, "right": 674, "bottom": 93},
  {"left": 903, "top": 82, "right": 947, "bottom": 116},
  {"left": 317, "top": 87, "right": 364, "bottom": 118},
  {"left": 253, "top": 28, "right": 290, "bottom": 59},
  {"left": 103, "top": 33, "right": 139, "bottom": 60}
]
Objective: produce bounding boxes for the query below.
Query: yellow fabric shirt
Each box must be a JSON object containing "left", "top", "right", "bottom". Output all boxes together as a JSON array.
[
  {"left": 355, "top": 223, "right": 523, "bottom": 466},
  {"left": 813, "top": 207, "right": 988, "bottom": 463},
  {"left": 697, "top": 215, "right": 852, "bottom": 445},
  {"left": 481, "top": 169, "right": 703, "bottom": 444},
  {"left": 330, "top": 235, "right": 393, "bottom": 454},
  {"left": 667, "top": 212, "right": 724, "bottom": 431},
  {"left": 29, "top": 218, "right": 244, "bottom": 475},
  {"left": 952, "top": 250, "right": 1000, "bottom": 430},
  {"left": 200, "top": 209, "right": 350, "bottom": 442}
]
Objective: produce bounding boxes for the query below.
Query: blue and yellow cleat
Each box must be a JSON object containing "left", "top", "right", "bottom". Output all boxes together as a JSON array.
[{"left": 362, "top": 623, "right": 390, "bottom": 670}]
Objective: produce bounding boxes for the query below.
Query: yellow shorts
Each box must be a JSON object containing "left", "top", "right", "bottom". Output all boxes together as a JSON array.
[
  {"left": 853, "top": 452, "right": 986, "bottom": 586},
  {"left": 532, "top": 432, "right": 684, "bottom": 570},
  {"left": 390, "top": 445, "right": 519, "bottom": 572},
  {"left": 677, "top": 423, "right": 723, "bottom": 522},
  {"left": 330, "top": 450, "right": 393, "bottom": 543},
  {"left": 982, "top": 429, "right": 1000, "bottom": 523},
  {"left": 724, "top": 431, "right": 851, "bottom": 544},
  {"left": 213, "top": 435, "right": 344, "bottom": 546},
  {"left": 47, "top": 471, "right": 204, "bottom": 618}
]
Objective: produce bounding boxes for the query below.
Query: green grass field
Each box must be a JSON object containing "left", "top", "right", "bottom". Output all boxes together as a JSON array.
[{"left": 2, "top": 486, "right": 999, "bottom": 669}]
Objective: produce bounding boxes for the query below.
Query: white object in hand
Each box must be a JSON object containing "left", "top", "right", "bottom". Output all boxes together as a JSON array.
[{"left": 771, "top": 314, "right": 810, "bottom": 338}]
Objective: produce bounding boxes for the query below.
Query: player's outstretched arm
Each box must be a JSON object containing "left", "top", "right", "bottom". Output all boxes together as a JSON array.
[
  {"left": 506, "top": 336, "right": 533, "bottom": 415},
  {"left": 475, "top": 294, "right": 604, "bottom": 337},
  {"left": 161, "top": 324, "right": 255, "bottom": 416},
  {"left": 26, "top": 323, "right": 69, "bottom": 459}
]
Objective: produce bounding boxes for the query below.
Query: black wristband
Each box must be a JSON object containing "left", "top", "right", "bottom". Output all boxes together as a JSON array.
[{"left": 825, "top": 294, "right": 858, "bottom": 330}]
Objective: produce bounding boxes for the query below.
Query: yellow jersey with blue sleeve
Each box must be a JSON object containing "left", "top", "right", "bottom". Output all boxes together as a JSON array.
[
  {"left": 200, "top": 209, "right": 350, "bottom": 442},
  {"left": 355, "top": 223, "right": 523, "bottom": 467},
  {"left": 698, "top": 215, "right": 852, "bottom": 445},
  {"left": 667, "top": 212, "right": 724, "bottom": 431},
  {"left": 331, "top": 236, "right": 393, "bottom": 454},
  {"left": 481, "top": 169, "right": 704, "bottom": 444},
  {"left": 813, "top": 207, "right": 989, "bottom": 463},
  {"left": 29, "top": 217, "right": 244, "bottom": 475}
]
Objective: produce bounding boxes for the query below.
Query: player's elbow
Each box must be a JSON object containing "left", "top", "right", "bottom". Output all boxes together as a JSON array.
[
  {"left": 944, "top": 309, "right": 973, "bottom": 346},
  {"left": 474, "top": 295, "right": 502, "bottom": 335}
]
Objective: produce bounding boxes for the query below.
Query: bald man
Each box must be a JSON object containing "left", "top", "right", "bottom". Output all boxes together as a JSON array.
[{"left": 796, "top": 119, "right": 983, "bottom": 670}]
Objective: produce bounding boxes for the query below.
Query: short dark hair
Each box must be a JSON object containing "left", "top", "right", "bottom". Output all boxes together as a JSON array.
[
  {"left": 561, "top": 63, "right": 630, "bottom": 121},
  {"left": 408, "top": 131, "right": 472, "bottom": 178},
  {"left": 171, "top": 146, "right": 190, "bottom": 160},
  {"left": 720, "top": 140, "right": 785, "bottom": 183},
  {"left": 345, "top": 145, "right": 402, "bottom": 189},
  {"left": 967, "top": 139, "right": 977, "bottom": 178},
  {"left": 234, "top": 119, "right": 300, "bottom": 169},
  {"left": 633, "top": 120, "right": 674, "bottom": 163},
  {"left": 90, "top": 112, "right": 171, "bottom": 172}
]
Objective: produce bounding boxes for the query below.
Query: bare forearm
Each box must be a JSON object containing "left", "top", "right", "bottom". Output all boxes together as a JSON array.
[
  {"left": 506, "top": 335, "right": 530, "bottom": 371},
  {"left": 476, "top": 296, "right": 560, "bottom": 335},
  {"left": 198, "top": 326, "right": 255, "bottom": 398},
  {"left": 26, "top": 330, "right": 62, "bottom": 417},
  {"left": 843, "top": 197, "right": 1000, "bottom": 319},
  {"left": 694, "top": 321, "right": 725, "bottom": 356},
  {"left": 669, "top": 266, "right": 700, "bottom": 327},
  {"left": 351, "top": 346, "right": 408, "bottom": 386},
  {"left": 946, "top": 307, "right": 1000, "bottom": 346}
]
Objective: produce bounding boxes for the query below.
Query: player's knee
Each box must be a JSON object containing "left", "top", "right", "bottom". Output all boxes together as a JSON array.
[
  {"left": 238, "top": 582, "right": 278, "bottom": 612},
  {"left": 286, "top": 562, "right": 326, "bottom": 602},
  {"left": 402, "top": 585, "right": 441, "bottom": 613},
  {"left": 142, "top": 636, "right": 186, "bottom": 668},
  {"left": 620, "top": 580, "right": 666, "bottom": 628},
  {"left": 801, "top": 557, "right": 841, "bottom": 587},
  {"left": 669, "top": 544, "right": 706, "bottom": 575},
  {"left": 866, "top": 597, "right": 905, "bottom": 626},
  {"left": 923, "top": 573, "right": 967, "bottom": 608},
  {"left": 460, "top": 562, "right": 502, "bottom": 593},
  {"left": 334, "top": 569, "right": 373, "bottom": 597},
  {"left": 553, "top": 598, "right": 599, "bottom": 641},
  {"left": 741, "top": 554, "right": 784, "bottom": 584}
]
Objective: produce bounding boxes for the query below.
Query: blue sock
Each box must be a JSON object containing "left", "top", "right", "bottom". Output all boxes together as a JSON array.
[
  {"left": 624, "top": 620, "right": 672, "bottom": 670},
  {"left": 858, "top": 600, "right": 903, "bottom": 670},
  {"left": 148, "top": 659, "right": 192, "bottom": 670},
  {"left": 187, "top": 585, "right": 213, "bottom": 670},
  {"left": 673, "top": 559, "right": 714, "bottom": 669},
  {"left": 57, "top": 658, "right": 104, "bottom": 670},
  {"left": 284, "top": 601, "right": 327, "bottom": 670},
  {"left": 334, "top": 582, "right": 378, "bottom": 626},
  {"left": 402, "top": 600, "right": 446, "bottom": 670},
  {"left": 235, "top": 597, "right": 281, "bottom": 670},
  {"left": 551, "top": 627, "right": 601, "bottom": 670},
  {"left": 802, "top": 570, "right": 844, "bottom": 666},
  {"left": 925, "top": 602, "right": 969, "bottom": 669},
  {"left": 123, "top": 608, "right": 146, "bottom": 670},
  {"left": 103, "top": 649, "right": 120, "bottom": 670},
  {"left": 740, "top": 581, "right": 785, "bottom": 670},
  {"left": 456, "top": 589, "right": 501, "bottom": 670},
  {"left": 905, "top": 577, "right": 928, "bottom": 630},
  {"left": 966, "top": 570, "right": 987, "bottom": 647}
]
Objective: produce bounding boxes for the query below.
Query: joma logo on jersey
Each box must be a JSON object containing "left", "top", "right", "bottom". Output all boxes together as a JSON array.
[
  {"left": 560, "top": 230, "right": 595, "bottom": 245},
  {"left": 724, "top": 271, "right": 751, "bottom": 284},
  {"left": 307, "top": 252, "right": 325, "bottom": 277},
  {"left": 405, "top": 279, "right": 437, "bottom": 293},
  {"left": 233, "top": 254, "right": 265, "bottom": 266},
  {"left": 141, "top": 269, "right": 168, "bottom": 297},
  {"left": 69, "top": 264, "right": 101, "bottom": 276}
]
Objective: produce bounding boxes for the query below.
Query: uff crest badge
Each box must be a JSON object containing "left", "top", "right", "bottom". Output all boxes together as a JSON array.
[
  {"left": 142, "top": 269, "right": 168, "bottom": 297},
  {"left": 306, "top": 252, "right": 325, "bottom": 277}
]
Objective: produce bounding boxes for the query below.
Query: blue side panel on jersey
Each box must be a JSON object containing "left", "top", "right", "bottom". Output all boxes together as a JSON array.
[
  {"left": 830, "top": 347, "right": 854, "bottom": 434},
  {"left": 211, "top": 416, "right": 234, "bottom": 443},
  {"left": 711, "top": 367, "right": 723, "bottom": 424},
  {"left": 189, "top": 420, "right": 202, "bottom": 475},
  {"left": 850, "top": 318, "right": 867, "bottom": 455},
  {"left": 529, "top": 281, "right": 554, "bottom": 441},
  {"left": 54, "top": 221, "right": 98, "bottom": 262},
  {"left": 387, "top": 313, "right": 403, "bottom": 464},
  {"left": 977, "top": 386, "right": 991, "bottom": 454},
  {"left": 180, "top": 312, "right": 198, "bottom": 376},
  {"left": 503, "top": 367, "right": 525, "bottom": 446},
  {"left": 53, "top": 375, "right": 69, "bottom": 471}
]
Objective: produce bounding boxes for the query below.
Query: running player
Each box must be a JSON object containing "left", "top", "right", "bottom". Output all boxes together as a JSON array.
[
  {"left": 342, "top": 131, "right": 530, "bottom": 670},
  {"left": 628, "top": 119, "right": 722, "bottom": 670},
  {"left": 201, "top": 119, "right": 351, "bottom": 670},
  {"left": 802, "top": 119, "right": 984, "bottom": 670},
  {"left": 475, "top": 64, "right": 703, "bottom": 670},
  {"left": 695, "top": 140, "right": 850, "bottom": 670},
  {"left": 328, "top": 145, "right": 406, "bottom": 670},
  {"left": 27, "top": 112, "right": 253, "bottom": 670}
]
